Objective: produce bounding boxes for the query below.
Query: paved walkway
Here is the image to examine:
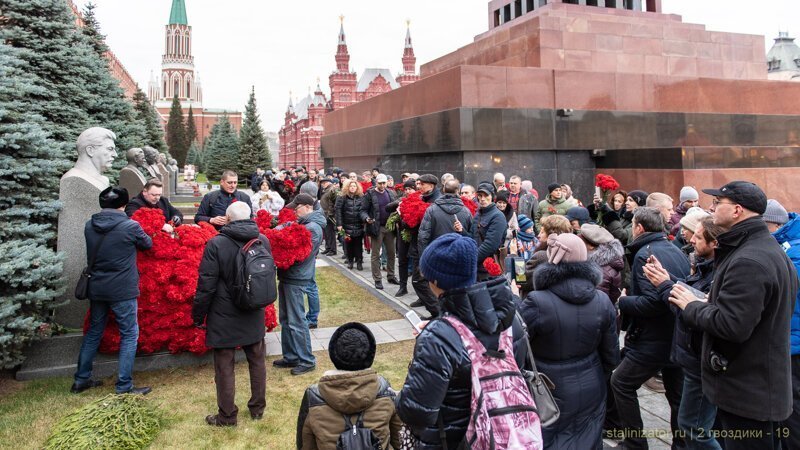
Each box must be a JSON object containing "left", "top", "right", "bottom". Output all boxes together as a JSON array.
[{"left": 278, "top": 251, "right": 674, "bottom": 449}]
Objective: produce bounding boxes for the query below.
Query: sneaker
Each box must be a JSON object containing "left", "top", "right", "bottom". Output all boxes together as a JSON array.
[
  {"left": 375, "top": 280, "right": 384, "bottom": 290},
  {"left": 272, "top": 358, "right": 299, "bottom": 368},
  {"left": 291, "top": 364, "right": 316, "bottom": 376},
  {"left": 70, "top": 380, "right": 103, "bottom": 394},
  {"left": 643, "top": 376, "right": 665, "bottom": 393},
  {"left": 205, "top": 414, "right": 237, "bottom": 427},
  {"left": 387, "top": 277, "right": 400, "bottom": 285},
  {"left": 117, "top": 386, "right": 152, "bottom": 395},
  {"left": 395, "top": 286, "right": 408, "bottom": 297},
  {"left": 409, "top": 299, "right": 424, "bottom": 307}
]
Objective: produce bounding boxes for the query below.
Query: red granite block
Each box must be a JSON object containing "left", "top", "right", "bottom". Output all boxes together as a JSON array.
[
  {"left": 596, "top": 34, "right": 624, "bottom": 52},
  {"left": 615, "top": 73, "right": 646, "bottom": 111},
  {"left": 461, "top": 66, "right": 508, "bottom": 108},
  {"left": 592, "top": 52, "right": 618, "bottom": 73},
  {"left": 506, "top": 67, "right": 554, "bottom": 109},
  {"left": 668, "top": 56, "right": 698, "bottom": 77},
  {"left": 623, "top": 37, "right": 663, "bottom": 55},
  {"left": 732, "top": 45, "right": 755, "bottom": 62},
  {"left": 565, "top": 49, "right": 593, "bottom": 71},
  {"left": 539, "top": 29, "right": 563, "bottom": 48},
  {"left": 617, "top": 53, "right": 645, "bottom": 73},
  {"left": 643, "top": 55, "right": 668, "bottom": 75},
  {"left": 663, "top": 40, "right": 696, "bottom": 57},
  {"left": 696, "top": 60, "right": 724, "bottom": 79},
  {"left": 540, "top": 48, "right": 566, "bottom": 69},
  {"left": 588, "top": 20, "right": 632, "bottom": 36},
  {"left": 554, "top": 70, "right": 616, "bottom": 110},
  {"left": 563, "top": 32, "right": 596, "bottom": 51},
  {"left": 721, "top": 61, "right": 747, "bottom": 79},
  {"left": 525, "top": 48, "right": 542, "bottom": 67},
  {"left": 507, "top": 36, "right": 528, "bottom": 58},
  {"left": 629, "top": 23, "right": 664, "bottom": 39},
  {"left": 747, "top": 62, "right": 767, "bottom": 80},
  {"left": 563, "top": 16, "right": 591, "bottom": 33},
  {"left": 708, "top": 32, "right": 732, "bottom": 44},
  {"left": 696, "top": 42, "right": 721, "bottom": 59}
]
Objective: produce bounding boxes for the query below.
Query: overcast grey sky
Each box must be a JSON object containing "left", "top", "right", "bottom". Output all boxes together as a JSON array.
[{"left": 77, "top": 0, "right": 797, "bottom": 133}]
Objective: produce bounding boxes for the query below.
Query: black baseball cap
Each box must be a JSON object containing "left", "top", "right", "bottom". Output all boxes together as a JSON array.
[
  {"left": 702, "top": 181, "right": 767, "bottom": 214},
  {"left": 286, "top": 193, "right": 316, "bottom": 209}
]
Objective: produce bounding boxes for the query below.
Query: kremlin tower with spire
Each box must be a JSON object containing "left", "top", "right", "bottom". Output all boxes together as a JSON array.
[
  {"left": 278, "top": 18, "right": 420, "bottom": 169},
  {"left": 148, "top": 0, "right": 241, "bottom": 147}
]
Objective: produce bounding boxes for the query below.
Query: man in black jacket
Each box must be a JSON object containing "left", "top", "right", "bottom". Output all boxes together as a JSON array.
[
  {"left": 409, "top": 174, "right": 442, "bottom": 318},
  {"left": 192, "top": 201, "right": 270, "bottom": 427},
  {"left": 195, "top": 170, "right": 252, "bottom": 229},
  {"left": 396, "top": 234, "right": 528, "bottom": 449},
  {"left": 473, "top": 182, "right": 507, "bottom": 280},
  {"left": 360, "top": 174, "right": 398, "bottom": 290},
  {"left": 612, "top": 207, "right": 690, "bottom": 449},
  {"left": 418, "top": 179, "right": 474, "bottom": 257},
  {"left": 72, "top": 187, "right": 152, "bottom": 396},
  {"left": 672, "top": 181, "right": 798, "bottom": 449},
  {"left": 125, "top": 178, "right": 183, "bottom": 231}
]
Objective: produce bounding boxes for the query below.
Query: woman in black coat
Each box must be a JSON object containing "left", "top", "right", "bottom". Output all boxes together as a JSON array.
[
  {"left": 519, "top": 233, "right": 620, "bottom": 450},
  {"left": 334, "top": 179, "right": 365, "bottom": 270}
]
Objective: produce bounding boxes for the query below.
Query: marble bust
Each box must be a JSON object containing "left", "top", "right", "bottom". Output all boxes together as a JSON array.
[
  {"left": 142, "top": 146, "right": 161, "bottom": 179},
  {"left": 118, "top": 148, "right": 148, "bottom": 196},
  {"left": 61, "top": 127, "right": 118, "bottom": 191}
]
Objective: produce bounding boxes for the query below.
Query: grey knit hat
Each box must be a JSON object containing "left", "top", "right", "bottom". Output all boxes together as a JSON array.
[
  {"left": 679, "top": 186, "right": 699, "bottom": 203},
  {"left": 764, "top": 199, "right": 789, "bottom": 225}
]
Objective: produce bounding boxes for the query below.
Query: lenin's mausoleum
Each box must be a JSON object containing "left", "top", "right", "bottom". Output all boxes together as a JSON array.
[{"left": 320, "top": 0, "right": 800, "bottom": 210}]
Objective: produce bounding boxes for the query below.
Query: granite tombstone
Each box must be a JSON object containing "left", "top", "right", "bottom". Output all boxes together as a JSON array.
[{"left": 56, "top": 127, "right": 117, "bottom": 327}]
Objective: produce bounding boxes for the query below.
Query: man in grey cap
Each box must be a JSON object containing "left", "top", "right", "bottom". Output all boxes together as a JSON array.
[{"left": 670, "top": 181, "right": 798, "bottom": 449}]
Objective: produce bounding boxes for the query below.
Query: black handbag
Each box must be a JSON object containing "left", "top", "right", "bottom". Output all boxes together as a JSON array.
[
  {"left": 516, "top": 312, "right": 561, "bottom": 427},
  {"left": 74, "top": 222, "right": 121, "bottom": 300}
]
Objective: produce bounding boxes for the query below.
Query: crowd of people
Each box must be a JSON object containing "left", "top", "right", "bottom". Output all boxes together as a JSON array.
[{"left": 71, "top": 163, "right": 800, "bottom": 450}]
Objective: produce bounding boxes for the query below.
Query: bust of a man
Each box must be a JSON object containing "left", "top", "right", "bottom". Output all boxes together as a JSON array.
[
  {"left": 61, "top": 127, "right": 117, "bottom": 190},
  {"left": 157, "top": 153, "right": 168, "bottom": 166},
  {"left": 125, "top": 148, "right": 147, "bottom": 172},
  {"left": 168, "top": 158, "right": 179, "bottom": 172},
  {"left": 142, "top": 146, "right": 161, "bottom": 179}
]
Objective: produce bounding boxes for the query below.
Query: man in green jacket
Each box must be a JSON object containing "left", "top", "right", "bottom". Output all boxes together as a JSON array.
[{"left": 535, "top": 183, "right": 571, "bottom": 230}]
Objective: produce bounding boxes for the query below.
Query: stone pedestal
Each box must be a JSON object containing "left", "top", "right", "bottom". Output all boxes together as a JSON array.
[
  {"left": 56, "top": 174, "right": 107, "bottom": 327},
  {"left": 157, "top": 163, "right": 170, "bottom": 197},
  {"left": 118, "top": 167, "right": 146, "bottom": 199}
]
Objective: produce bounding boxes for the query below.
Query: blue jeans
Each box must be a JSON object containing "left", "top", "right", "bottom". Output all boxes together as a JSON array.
[
  {"left": 278, "top": 281, "right": 316, "bottom": 367},
  {"left": 303, "top": 281, "right": 320, "bottom": 326},
  {"left": 678, "top": 369, "right": 721, "bottom": 450},
  {"left": 74, "top": 299, "right": 139, "bottom": 393}
]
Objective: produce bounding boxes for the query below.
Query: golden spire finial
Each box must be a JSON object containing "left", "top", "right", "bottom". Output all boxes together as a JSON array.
[
  {"left": 406, "top": 18, "right": 411, "bottom": 27},
  {"left": 316, "top": 76, "right": 321, "bottom": 84},
  {"left": 339, "top": 14, "right": 344, "bottom": 24}
]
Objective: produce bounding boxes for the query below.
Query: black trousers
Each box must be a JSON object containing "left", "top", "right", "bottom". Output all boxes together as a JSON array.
[
  {"left": 323, "top": 217, "right": 337, "bottom": 254},
  {"left": 717, "top": 408, "right": 783, "bottom": 450},
  {"left": 610, "top": 355, "right": 684, "bottom": 449},
  {"left": 396, "top": 230, "right": 411, "bottom": 287},
  {"left": 344, "top": 235, "right": 363, "bottom": 263},
  {"left": 213, "top": 340, "right": 266, "bottom": 424},
  {"left": 411, "top": 260, "right": 439, "bottom": 317}
]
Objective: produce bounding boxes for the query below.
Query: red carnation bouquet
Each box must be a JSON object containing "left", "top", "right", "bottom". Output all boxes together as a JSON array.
[
  {"left": 393, "top": 183, "right": 405, "bottom": 192},
  {"left": 284, "top": 178, "right": 295, "bottom": 193},
  {"left": 86, "top": 209, "right": 279, "bottom": 356},
  {"left": 398, "top": 191, "right": 429, "bottom": 229},
  {"left": 461, "top": 196, "right": 478, "bottom": 216},
  {"left": 482, "top": 257, "right": 502, "bottom": 277},
  {"left": 594, "top": 173, "right": 621, "bottom": 223},
  {"left": 257, "top": 207, "right": 312, "bottom": 270}
]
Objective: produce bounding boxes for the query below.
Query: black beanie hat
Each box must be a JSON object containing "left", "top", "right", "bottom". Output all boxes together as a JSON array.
[
  {"left": 628, "top": 190, "right": 649, "bottom": 207},
  {"left": 328, "top": 322, "right": 376, "bottom": 371},
  {"left": 99, "top": 186, "right": 129, "bottom": 209},
  {"left": 547, "top": 183, "right": 561, "bottom": 194},
  {"left": 403, "top": 179, "right": 416, "bottom": 189},
  {"left": 496, "top": 190, "right": 510, "bottom": 203}
]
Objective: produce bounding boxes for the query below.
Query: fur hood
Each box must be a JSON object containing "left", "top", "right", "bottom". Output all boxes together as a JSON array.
[
  {"left": 588, "top": 240, "right": 625, "bottom": 270},
  {"left": 533, "top": 261, "right": 603, "bottom": 305}
]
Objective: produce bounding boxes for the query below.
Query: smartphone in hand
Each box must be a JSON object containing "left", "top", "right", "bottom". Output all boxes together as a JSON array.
[
  {"left": 405, "top": 310, "right": 423, "bottom": 334},
  {"left": 676, "top": 281, "right": 707, "bottom": 301}
]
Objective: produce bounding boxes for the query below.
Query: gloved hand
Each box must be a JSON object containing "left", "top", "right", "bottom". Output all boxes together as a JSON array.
[{"left": 172, "top": 215, "right": 182, "bottom": 226}]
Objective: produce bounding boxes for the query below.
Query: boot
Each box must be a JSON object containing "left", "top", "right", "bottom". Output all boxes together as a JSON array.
[
  {"left": 356, "top": 261, "right": 363, "bottom": 271},
  {"left": 395, "top": 286, "right": 408, "bottom": 297},
  {"left": 347, "top": 260, "right": 354, "bottom": 270}
]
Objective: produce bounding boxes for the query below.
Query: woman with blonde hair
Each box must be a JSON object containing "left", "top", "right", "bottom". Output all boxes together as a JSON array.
[{"left": 334, "top": 179, "right": 365, "bottom": 270}]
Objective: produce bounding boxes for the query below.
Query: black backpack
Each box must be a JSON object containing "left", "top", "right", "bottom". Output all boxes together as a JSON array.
[
  {"left": 224, "top": 235, "right": 277, "bottom": 310},
  {"left": 336, "top": 412, "right": 381, "bottom": 450}
]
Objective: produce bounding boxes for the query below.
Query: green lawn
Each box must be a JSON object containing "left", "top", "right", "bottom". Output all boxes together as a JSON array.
[{"left": 0, "top": 264, "right": 408, "bottom": 449}]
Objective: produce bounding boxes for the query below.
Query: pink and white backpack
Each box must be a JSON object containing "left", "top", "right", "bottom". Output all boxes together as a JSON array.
[{"left": 443, "top": 315, "right": 543, "bottom": 450}]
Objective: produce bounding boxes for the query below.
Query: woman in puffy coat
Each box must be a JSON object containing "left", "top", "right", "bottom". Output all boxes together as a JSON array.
[
  {"left": 519, "top": 233, "right": 620, "bottom": 450},
  {"left": 580, "top": 224, "right": 625, "bottom": 305},
  {"left": 334, "top": 179, "right": 365, "bottom": 270},
  {"left": 250, "top": 178, "right": 284, "bottom": 217},
  {"left": 396, "top": 234, "right": 530, "bottom": 449}
]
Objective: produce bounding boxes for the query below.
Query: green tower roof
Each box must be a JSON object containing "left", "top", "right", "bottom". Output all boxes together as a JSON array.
[{"left": 168, "top": 0, "right": 188, "bottom": 25}]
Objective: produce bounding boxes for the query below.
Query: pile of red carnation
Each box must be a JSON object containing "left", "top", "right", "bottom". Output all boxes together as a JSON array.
[
  {"left": 595, "top": 173, "right": 620, "bottom": 192},
  {"left": 397, "top": 191, "right": 430, "bottom": 229},
  {"left": 255, "top": 208, "right": 313, "bottom": 269},
  {"left": 88, "top": 208, "right": 283, "bottom": 355}
]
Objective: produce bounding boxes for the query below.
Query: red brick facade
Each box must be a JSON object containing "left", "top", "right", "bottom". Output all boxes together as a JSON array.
[{"left": 278, "top": 20, "right": 420, "bottom": 169}]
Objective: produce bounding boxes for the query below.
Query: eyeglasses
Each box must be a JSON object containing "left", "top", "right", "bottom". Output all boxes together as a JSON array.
[{"left": 712, "top": 198, "right": 736, "bottom": 207}]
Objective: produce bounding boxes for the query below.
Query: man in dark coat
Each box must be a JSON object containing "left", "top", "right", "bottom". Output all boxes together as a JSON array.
[
  {"left": 612, "top": 207, "right": 690, "bottom": 450},
  {"left": 195, "top": 170, "right": 252, "bottom": 229},
  {"left": 360, "top": 174, "right": 398, "bottom": 290},
  {"left": 387, "top": 179, "right": 417, "bottom": 297},
  {"left": 124, "top": 178, "right": 183, "bottom": 230},
  {"left": 274, "top": 194, "right": 327, "bottom": 376},
  {"left": 418, "top": 179, "right": 474, "bottom": 257},
  {"left": 673, "top": 181, "right": 799, "bottom": 449},
  {"left": 193, "top": 201, "right": 270, "bottom": 426},
  {"left": 396, "top": 234, "right": 528, "bottom": 449},
  {"left": 319, "top": 178, "right": 338, "bottom": 256},
  {"left": 473, "top": 182, "right": 508, "bottom": 280},
  {"left": 409, "top": 174, "right": 442, "bottom": 318},
  {"left": 73, "top": 187, "right": 152, "bottom": 396}
]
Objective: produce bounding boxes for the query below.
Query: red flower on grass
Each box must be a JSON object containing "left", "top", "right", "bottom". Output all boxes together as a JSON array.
[{"left": 482, "top": 257, "right": 502, "bottom": 277}]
